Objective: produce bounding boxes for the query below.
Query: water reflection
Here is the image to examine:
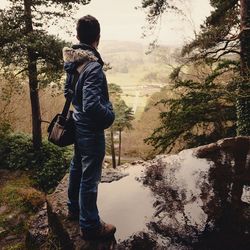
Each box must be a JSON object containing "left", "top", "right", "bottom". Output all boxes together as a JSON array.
[
  {"left": 81, "top": 137, "right": 250, "bottom": 249},
  {"left": 98, "top": 165, "right": 155, "bottom": 241},
  {"left": 139, "top": 137, "right": 250, "bottom": 249}
]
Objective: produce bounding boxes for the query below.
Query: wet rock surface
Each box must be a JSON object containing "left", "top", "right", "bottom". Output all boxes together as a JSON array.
[
  {"left": 101, "top": 169, "right": 129, "bottom": 183},
  {"left": 139, "top": 136, "right": 250, "bottom": 250},
  {"left": 28, "top": 136, "right": 250, "bottom": 249},
  {"left": 27, "top": 167, "right": 131, "bottom": 249}
]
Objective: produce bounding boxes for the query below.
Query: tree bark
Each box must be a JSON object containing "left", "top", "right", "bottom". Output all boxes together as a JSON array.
[
  {"left": 110, "top": 127, "right": 116, "bottom": 169},
  {"left": 238, "top": 0, "right": 250, "bottom": 135},
  {"left": 118, "top": 129, "right": 122, "bottom": 166},
  {"left": 24, "top": 0, "right": 42, "bottom": 150}
]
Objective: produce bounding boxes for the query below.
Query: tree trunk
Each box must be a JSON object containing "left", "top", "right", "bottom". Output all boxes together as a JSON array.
[
  {"left": 110, "top": 127, "right": 116, "bottom": 169},
  {"left": 24, "top": 0, "right": 42, "bottom": 150},
  {"left": 230, "top": 0, "right": 250, "bottom": 214},
  {"left": 118, "top": 129, "right": 122, "bottom": 166},
  {"left": 238, "top": 0, "right": 250, "bottom": 135}
]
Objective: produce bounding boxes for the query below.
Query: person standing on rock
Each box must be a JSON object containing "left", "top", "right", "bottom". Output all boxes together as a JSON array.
[{"left": 63, "top": 15, "right": 116, "bottom": 240}]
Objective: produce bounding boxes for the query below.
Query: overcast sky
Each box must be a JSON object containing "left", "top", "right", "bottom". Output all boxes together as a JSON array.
[{"left": 1, "top": 0, "right": 212, "bottom": 46}]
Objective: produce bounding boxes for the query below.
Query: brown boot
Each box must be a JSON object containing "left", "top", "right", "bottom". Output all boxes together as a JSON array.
[{"left": 80, "top": 221, "right": 116, "bottom": 240}]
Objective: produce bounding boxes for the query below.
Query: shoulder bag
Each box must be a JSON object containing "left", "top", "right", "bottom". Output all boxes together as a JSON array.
[{"left": 47, "top": 63, "right": 88, "bottom": 147}]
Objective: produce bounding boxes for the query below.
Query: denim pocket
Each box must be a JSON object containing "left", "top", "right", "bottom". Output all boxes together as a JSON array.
[{"left": 77, "top": 133, "right": 105, "bottom": 156}]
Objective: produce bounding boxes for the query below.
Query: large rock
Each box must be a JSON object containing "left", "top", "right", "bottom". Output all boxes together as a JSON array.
[
  {"left": 28, "top": 137, "right": 250, "bottom": 250},
  {"left": 27, "top": 167, "right": 129, "bottom": 250},
  {"left": 139, "top": 136, "right": 250, "bottom": 249}
]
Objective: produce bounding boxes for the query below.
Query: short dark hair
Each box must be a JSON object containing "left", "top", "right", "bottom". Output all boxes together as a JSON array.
[{"left": 76, "top": 15, "right": 100, "bottom": 45}]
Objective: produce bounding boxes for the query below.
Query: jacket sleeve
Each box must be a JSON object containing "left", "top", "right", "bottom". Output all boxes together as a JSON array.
[{"left": 82, "top": 63, "right": 115, "bottom": 127}]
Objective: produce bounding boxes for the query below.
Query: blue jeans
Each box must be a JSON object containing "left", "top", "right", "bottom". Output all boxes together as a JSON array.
[{"left": 67, "top": 128, "right": 105, "bottom": 230}]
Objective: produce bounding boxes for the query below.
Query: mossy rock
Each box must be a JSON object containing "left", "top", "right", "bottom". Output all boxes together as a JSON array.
[{"left": 0, "top": 170, "right": 45, "bottom": 250}]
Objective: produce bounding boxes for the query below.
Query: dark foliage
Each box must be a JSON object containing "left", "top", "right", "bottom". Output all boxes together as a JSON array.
[
  {"left": 141, "top": 0, "right": 250, "bottom": 152},
  {"left": 145, "top": 60, "right": 238, "bottom": 153},
  {"left": 0, "top": 127, "right": 71, "bottom": 192}
]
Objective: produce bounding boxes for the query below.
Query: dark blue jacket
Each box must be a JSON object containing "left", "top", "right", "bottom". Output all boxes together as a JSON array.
[{"left": 63, "top": 44, "right": 115, "bottom": 131}]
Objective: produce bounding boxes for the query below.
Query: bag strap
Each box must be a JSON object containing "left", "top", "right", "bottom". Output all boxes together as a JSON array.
[
  {"left": 61, "top": 62, "right": 91, "bottom": 118},
  {"left": 61, "top": 73, "right": 79, "bottom": 118}
]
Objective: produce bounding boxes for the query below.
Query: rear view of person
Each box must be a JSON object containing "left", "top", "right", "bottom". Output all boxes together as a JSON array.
[{"left": 63, "top": 15, "right": 116, "bottom": 240}]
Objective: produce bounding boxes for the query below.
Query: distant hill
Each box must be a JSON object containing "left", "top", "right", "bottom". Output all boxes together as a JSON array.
[
  {"left": 100, "top": 40, "right": 144, "bottom": 54},
  {"left": 100, "top": 40, "right": 179, "bottom": 74},
  {"left": 99, "top": 40, "right": 180, "bottom": 116}
]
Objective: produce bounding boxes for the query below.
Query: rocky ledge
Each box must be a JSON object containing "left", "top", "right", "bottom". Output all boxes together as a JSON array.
[
  {"left": 27, "top": 137, "right": 250, "bottom": 250},
  {"left": 27, "top": 167, "right": 129, "bottom": 249}
]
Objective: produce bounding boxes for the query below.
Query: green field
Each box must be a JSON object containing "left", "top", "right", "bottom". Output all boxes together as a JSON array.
[{"left": 99, "top": 40, "right": 177, "bottom": 117}]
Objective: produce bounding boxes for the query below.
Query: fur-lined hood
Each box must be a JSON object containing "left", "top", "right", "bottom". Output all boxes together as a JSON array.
[
  {"left": 63, "top": 47, "right": 98, "bottom": 63},
  {"left": 63, "top": 47, "right": 98, "bottom": 74}
]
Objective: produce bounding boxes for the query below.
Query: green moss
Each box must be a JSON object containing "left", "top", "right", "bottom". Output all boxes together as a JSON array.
[
  {"left": 0, "top": 175, "right": 45, "bottom": 217},
  {"left": 0, "top": 187, "right": 25, "bottom": 210},
  {"left": 0, "top": 174, "right": 44, "bottom": 250},
  {"left": 3, "top": 242, "right": 26, "bottom": 250},
  {"left": 0, "top": 175, "right": 40, "bottom": 212},
  {"left": 0, "top": 214, "right": 7, "bottom": 228}
]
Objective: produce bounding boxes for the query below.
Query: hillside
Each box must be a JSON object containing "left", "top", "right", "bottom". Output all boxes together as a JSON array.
[{"left": 99, "top": 40, "right": 179, "bottom": 117}]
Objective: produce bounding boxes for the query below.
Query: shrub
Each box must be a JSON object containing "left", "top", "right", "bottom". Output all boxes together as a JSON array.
[
  {"left": 33, "top": 140, "right": 72, "bottom": 192},
  {"left": 0, "top": 132, "right": 72, "bottom": 193}
]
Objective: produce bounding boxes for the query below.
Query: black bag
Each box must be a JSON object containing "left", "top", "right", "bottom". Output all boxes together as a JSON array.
[
  {"left": 47, "top": 111, "right": 75, "bottom": 147},
  {"left": 48, "top": 72, "right": 80, "bottom": 147}
]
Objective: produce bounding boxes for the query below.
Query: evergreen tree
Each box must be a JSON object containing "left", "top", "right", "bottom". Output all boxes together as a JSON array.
[
  {"left": 145, "top": 60, "right": 238, "bottom": 153},
  {"left": 113, "top": 99, "right": 134, "bottom": 166},
  {"left": 142, "top": 0, "right": 250, "bottom": 150},
  {"left": 238, "top": 0, "right": 250, "bottom": 135},
  {"left": 108, "top": 83, "right": 134, "bottom": 168},
  {"left": 0, "top": 0, "right": 91, "bottom": 150},
  {"left": 108, "top": 83, "right": 123, "bottom": 168},
  {"left": 141, "top": 0, "right": 250, "bottom": 136}
]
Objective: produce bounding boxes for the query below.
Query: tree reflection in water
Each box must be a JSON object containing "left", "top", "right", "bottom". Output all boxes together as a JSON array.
[{"left": 137, "top": 137, "right": 250, "bottom": 250}]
